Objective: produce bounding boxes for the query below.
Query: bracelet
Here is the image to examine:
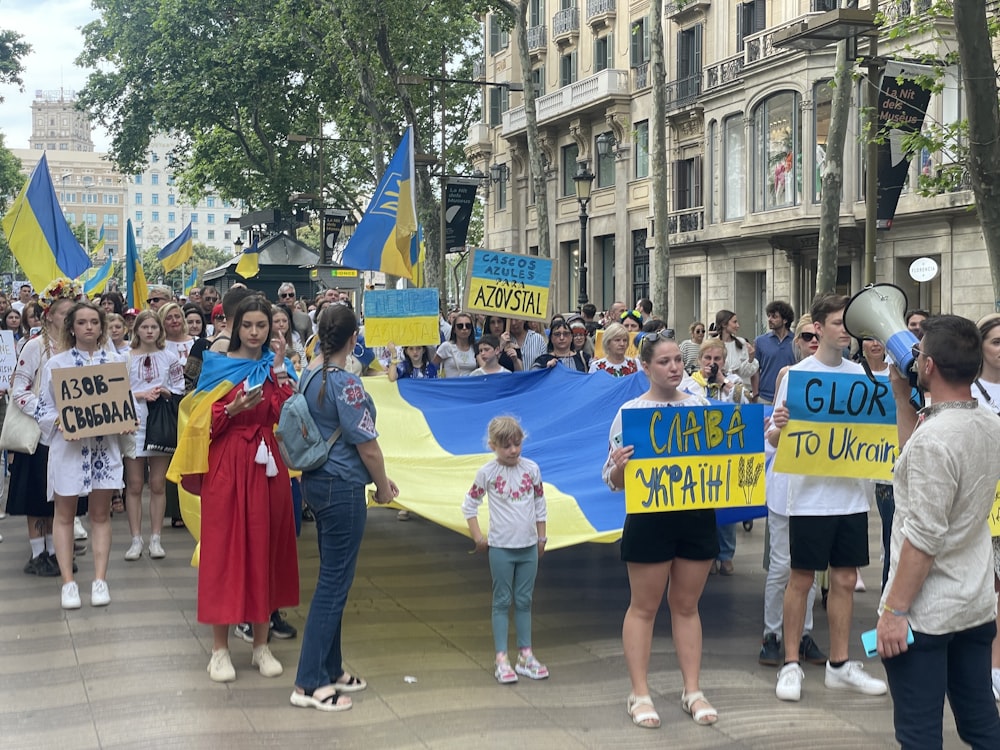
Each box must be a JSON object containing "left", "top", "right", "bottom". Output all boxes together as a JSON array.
[
  {"left": 273, "top": 366, "right": 287, "bottom": 375},
  {"left": 880, "top": 603, "right": 908, "bottom": 617},
  {"left": 537, "top": 536, "right": 547, "bottom": 543}
]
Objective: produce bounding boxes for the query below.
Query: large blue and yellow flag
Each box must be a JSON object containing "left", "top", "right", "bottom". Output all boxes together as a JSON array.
[
  {"left": 83, "top": 255, "right": 114, "bottom": 297},
  {"left": 366, "top": 368, "right": 766, "bottom": 551},
  {"left": 1, "top": 152, "right": 91, "bottom": 290},
  {"left": 183, "top": 267, "right": 198, "bottom": 296},
  {"left": 341, "top": 126, "right": 418, "bottom": 279},
  {"left": 158, "top": 222, "right": 193, "bottom": 273},
  {"left": 124, "top": 219, "right": 148, "bottom": 309},
  {"left": 92, "top": 224, "right": 106, "bottom": 258},
  {"left": 235, "top": 237, "right": 260, "bottom": 279}
]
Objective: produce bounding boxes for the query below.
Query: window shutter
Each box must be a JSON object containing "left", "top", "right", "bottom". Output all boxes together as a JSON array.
[
  {"left": 694, "top": 24, "right": 703, "bottom": 88},
  {"left": 672, "top": 159, "right": 682, "bottom": 210},
  {"left": 490, "top": 16, "right": 500, "bottom": 55},
  {"left": 694, "top": 155, "right": 703, "bottom": 207},
  {"left": 754, "top": 0, "right": 766, "bottom": 32}
]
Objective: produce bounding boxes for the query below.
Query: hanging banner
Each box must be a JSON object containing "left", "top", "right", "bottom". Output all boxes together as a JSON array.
[
  {"left": 773, "top": 370, "right": 899, "bottom": 481},
  {"left": 621, "top": 404, "right": 767, "bottom": 514},
  {"left": 363, "top": 288, "right": 441, "bottom": 347},
  {"left": 464, "top": 249, "right": 552, "bottom": 322},
  {"left": 322, "top": 210, "right": 349, "bottom": 265},
  {"left": 876, "top": 60, "right": 934, "bottom": 230},
  {"left": 445, "top": 179, "right": 479, "bottom": 252}
]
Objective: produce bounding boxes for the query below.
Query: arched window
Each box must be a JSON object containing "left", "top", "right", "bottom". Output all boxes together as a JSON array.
[
  {"left": 722, "top": 114, "right": 745, "bottom": 220},
  {"left": 753, "top": 92, "right": 801, "bottom": 211}
]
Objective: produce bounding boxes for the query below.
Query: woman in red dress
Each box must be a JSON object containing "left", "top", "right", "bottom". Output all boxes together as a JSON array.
[{"left": 198, "top": 297, "right": 299, "bottom": 683}]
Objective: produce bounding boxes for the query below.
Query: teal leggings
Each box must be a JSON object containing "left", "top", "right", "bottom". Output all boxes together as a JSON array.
[{"left": 488, "top": 545, "right": 538, "bottom": 654}]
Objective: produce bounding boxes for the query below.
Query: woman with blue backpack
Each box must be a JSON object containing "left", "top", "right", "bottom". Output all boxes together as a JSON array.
[{"left": 289, "top": 304, "right": 398, "bottom": 712}]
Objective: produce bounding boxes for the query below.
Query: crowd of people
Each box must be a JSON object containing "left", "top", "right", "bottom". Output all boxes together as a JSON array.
[{"left": 1, "top": 280, "right": 998, "bottom": 746}]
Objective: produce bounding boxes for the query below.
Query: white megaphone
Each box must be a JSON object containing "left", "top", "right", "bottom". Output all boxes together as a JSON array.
[{"left": 843, "top": 283, "right": 920, "bottom": 376}]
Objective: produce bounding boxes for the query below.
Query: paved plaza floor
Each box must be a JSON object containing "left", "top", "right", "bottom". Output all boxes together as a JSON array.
[{"left": 0, "top": 503, "right": 967, "bottom": 749}]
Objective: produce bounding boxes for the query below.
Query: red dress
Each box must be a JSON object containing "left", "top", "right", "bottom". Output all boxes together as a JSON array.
[{"left": 197, "top": 377, "right": 299, "bottom": 625}]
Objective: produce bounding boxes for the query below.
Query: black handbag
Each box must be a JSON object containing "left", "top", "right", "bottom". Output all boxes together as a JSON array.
[{"left": 144, "top": 393, "right": 181, "bottom": 454}]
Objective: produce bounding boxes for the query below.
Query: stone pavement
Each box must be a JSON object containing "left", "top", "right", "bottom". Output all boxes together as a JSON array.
[{"left": 0, "top": 507, "right": 966, "bottom": 749}]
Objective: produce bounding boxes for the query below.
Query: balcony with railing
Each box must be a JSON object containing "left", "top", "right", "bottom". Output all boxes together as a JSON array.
[
  {"left": 552, "top": 7, "right": 580, "bottom": 44},
  {"left": 878, "top": 0, "right": 933, "bottom": 26},
  {"left": 665, "top": 75, "right": 702, "bottom": 113},
  {"left": 632, "top": 61, "right": 650, "bottom": 92},
  {"left": 665, "top": 0, "right": 710, "bottom": 23},
  {"left": 473, "top": 60, "right": 486, "bottom": 81},
  {"left": 527, "top": 25, "right": 547, "bottom": 53},
  {"left": 668, "top": 207, "right": 705, "bottom": 237},
  {"left": 502, "top": 68, "right": 631, "bottom": 135},
  {"left": 704, "top": 52, "right": 745, "bottom": 93},
  {"left": 587, "top": 0, "right": 616, "bottom": 30}
]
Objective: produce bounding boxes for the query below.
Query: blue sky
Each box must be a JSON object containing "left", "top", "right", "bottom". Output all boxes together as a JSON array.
[{"left": 1, "top": 0, "right": 109, "bottom": 150}]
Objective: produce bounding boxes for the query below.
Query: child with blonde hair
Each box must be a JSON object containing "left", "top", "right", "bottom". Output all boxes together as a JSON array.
[{"left": 463, "top": 416, "right": 548, "bottom": 683}]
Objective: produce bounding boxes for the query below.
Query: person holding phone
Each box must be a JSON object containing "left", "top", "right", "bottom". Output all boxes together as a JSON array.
[{"left": 877, "top": 315, "right": 1000, "bottom": 748}]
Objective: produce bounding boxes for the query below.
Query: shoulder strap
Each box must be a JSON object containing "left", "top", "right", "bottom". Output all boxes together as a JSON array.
[
  {"left": 300, "top": 366, "right": 343, "bottom": 448},
  {"left": 974, "top": 378, "right": 1000, "bottom": 415}
]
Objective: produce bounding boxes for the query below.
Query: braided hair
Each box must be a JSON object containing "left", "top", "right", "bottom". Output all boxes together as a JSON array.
[{"left": 316, "top": 304, "right": 358, "bottom": 406}]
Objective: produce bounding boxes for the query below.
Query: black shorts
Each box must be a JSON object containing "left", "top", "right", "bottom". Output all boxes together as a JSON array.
[
  {"left": 621, "top": 509, "right": 718, "bottom": 564},
  {"left": 789, "top": 512, "right": 870, "bottom": 570}
]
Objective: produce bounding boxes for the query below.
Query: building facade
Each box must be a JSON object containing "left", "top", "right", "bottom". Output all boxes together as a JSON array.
[{"left": 468, "top": 1, "right": 986, "bottom": 332}]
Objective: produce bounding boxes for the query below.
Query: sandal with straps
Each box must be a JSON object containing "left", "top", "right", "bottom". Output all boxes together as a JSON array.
[
  {"left": 626, "top": 693, "right": 660, "bottom": 729},
  {"left": 681, "top": 689, "right": 718, "bottom": 725}
]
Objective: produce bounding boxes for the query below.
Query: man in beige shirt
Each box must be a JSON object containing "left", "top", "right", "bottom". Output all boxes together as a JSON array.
[{"left": 878, "top": 314, "right": 1000, "bottom": 748}]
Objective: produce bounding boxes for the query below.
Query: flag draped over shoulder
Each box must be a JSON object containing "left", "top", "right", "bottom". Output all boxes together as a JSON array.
[
  {"left": 158, "top": 222, "right": 193, "bottom": 273},
  {"left": 1, "top": 152, "right": 91, "bottom": 290},
  {"left": 83, "top": 255, "right": 114, "bottom": 297},
  {"left": 235, "top": 237, "right": 260, "bottom": 279},
  {"left": 124, "top": 219, "right": 148, "bottom": 309},
  {"left": 341, "top": 126, "right": 418, "bottom": 279}
]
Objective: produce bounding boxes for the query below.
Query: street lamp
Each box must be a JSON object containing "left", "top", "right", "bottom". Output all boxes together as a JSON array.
[{"left": 573, "top": 162, "right": 595, "bottom": 311}]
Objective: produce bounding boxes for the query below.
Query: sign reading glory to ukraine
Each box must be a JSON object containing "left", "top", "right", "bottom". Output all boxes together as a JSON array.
[
  {"left": 363, "top": 288, "right": 440, "bottom": 347},
  {"left": 465, "top": 249, "right": 552, "bottom": 322},
  {"left": 773, "top": 371, "right": 898, "bottom": 481},
  {"left": 621, "top": 404, "right": 766, "bottom": 514}
]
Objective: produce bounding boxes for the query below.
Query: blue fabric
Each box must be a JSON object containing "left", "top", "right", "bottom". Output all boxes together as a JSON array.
[
  {"left": 488, "top": 545, "right": 538, "bottom": 652},
  {"left": 717, "top": 522, "right": 737, "bottom": 562},
  {"left": 294, "top": 479, "right": 367, "bottom": 691},
  {"left": 754, "top": 330, "right": 797, "bottom": 402}
]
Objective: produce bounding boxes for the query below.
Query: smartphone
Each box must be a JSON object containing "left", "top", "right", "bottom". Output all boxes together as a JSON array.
[
  {"left": 611, "top": 432, "right": 623, "bottom": 449},
  {"left": 861, "top": 625, "right": 914, "bottom": 658},
  {"left": 243, "top": 380, "right": 263, "bottom": 399}
]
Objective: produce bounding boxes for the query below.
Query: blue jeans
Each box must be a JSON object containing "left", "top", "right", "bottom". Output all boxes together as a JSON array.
[
  {"left": 717, "top": 522, "right": 737, "bottom": 562},
  {"left": 489, "top": 546, "right": 538, "bottom": 654},
  {"left": 875, "top": 483, "right": 894, "bottom": 591},
  {"left": 882, "top": 620, "right": 1000, "bottom": 749},
  {"left": 294, "top": 477, "right": 367, "bottom": 692}
]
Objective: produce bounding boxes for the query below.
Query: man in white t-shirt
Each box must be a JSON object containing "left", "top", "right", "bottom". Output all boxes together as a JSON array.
[
  {"left": 768, "top": 294, "right": 887, "bottom": 702},
  {"left": 11, "top": 284, "right": 31, "bottom": 313}
]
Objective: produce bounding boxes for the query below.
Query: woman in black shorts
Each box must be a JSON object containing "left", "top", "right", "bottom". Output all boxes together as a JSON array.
[{"left": 602, "top": 331, "right": 718, "bottom": 730}]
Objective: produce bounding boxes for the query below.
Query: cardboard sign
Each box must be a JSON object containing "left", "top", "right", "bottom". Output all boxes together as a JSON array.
[
  {"left": 465, "top": 249, "right": 552, "bottom": 322},
  {"left": 363, "top": 288, "right": 440, "bottom": 347},
  {"left": 53, "top": 361, "right": 137, "bottom": 440},
  {"left": 773, "top": 370, "right": 898, "bottom": 481},
  {"left": 621, "top": 404, "right": 766, "bottom": 513},
  {"left": 0, "top": 331, "right": 16, "bottom": 390}
]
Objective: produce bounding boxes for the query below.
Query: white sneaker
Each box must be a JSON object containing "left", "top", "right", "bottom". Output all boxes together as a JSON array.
[
  {"left": 208, "top": 649, "right": 236, "bottom": 682},
  {"left": 124, "top": 537, "right": 144, "bottom": 561},
  {"left": 776, "top": 662, "right": 804, "bottom": 701},
  {"left": 91, "top": 579, "right": 111, "bottom": 607},
  {"left": 252, "top": 645, "right": 283, "bottom": 677},
  {"left": 825, "top": 660, "right": 887, "bottom": 695},
  {"left": 73, "top": 517, "right": 88, "bottom": 540},
  {"left": 148, "top": 536, "right": 166, "bottom": 559},
  {"left": 61, "top": 581, "right": 81, "bottom": 610}
]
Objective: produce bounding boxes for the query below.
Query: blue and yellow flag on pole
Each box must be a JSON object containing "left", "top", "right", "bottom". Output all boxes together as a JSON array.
[
  {"left": 158, "top": 222, "right": 193, "bottom": 273},
  {"left": 83, "top": 255, "right": 114, "bottom": 297},
  {"left": 235, "top": 236, "right": 260, "bottom": 279},
  {"left": 183, "top": 267, "right": 198, "bottom": 296},
  {"left": 341, "top": 126, "right": 418, "bottom": 279},
  {"left": 0, "top": 152, "right": 91, "bottom": 290},
  {"left": 92, "top": 224, "right": 106, "bottom": 258},
  {"left": 124, "top": 219, "right": 148, "bottom": 308}
]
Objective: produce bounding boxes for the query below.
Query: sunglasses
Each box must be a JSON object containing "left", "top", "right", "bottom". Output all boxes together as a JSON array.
[
  {"left": 214, "top": 314, "right": 226, "bottom": 321},
  {"left": 694, "top": 328, "right": 705, "bottom": 334},
  {"left": 639, "top": 329, "right": 675, "bottom": 348},
  {"left": 799, "top": 332, "right": 818, "bottom": 342},
  {"left": 455, "top": 322, "right": 472, "bottom": 330},
  {"left": 279, "top": 292, "right": 295, "bottom": 299},
  {"left": 147, "top": 297, "right": 165, "bottom": 304},
  {"left": 911, "top": 343, "right": 925, "bottom": 361}
]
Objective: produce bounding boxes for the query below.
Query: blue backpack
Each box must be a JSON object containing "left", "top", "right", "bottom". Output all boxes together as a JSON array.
[{"left": 276, "top": 366, "right": 341, "bottom": 471}]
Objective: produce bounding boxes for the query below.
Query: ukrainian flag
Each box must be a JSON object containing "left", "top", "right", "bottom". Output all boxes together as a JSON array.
[
  {"left": 158, "top": 222, "right": 193, "bottom": 273},
  {"left": 183, "top": 267, "right": 198, "bottom": 296},
  {"left": 1, "top": 152, "right": 91, "bottom": 290},
  {"left": 92, "top": 224, "right": 106, "bottom": 257},
  {"left": 235, "top": 237, "right": 260, "bottom": 279},
  {"left": 341, "top": 126, "right": 418, "bottom": 279},
  {"left": 124, "top": 219, "right": 148, "bottom": 309},
  {"left": 83, "top": 255, "right": 114, "bottom": 297}
]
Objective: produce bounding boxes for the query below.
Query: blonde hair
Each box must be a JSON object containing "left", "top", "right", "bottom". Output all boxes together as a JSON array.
[
  {"left": 698, "top": 338, "right": 727, "bottom": 358},
  {"left": 487, "top": 416, "right": 524, "bottom": 448},
  {"left": 132, "top": 310, "right": 166, "bottom": 349},
  {"left": 602, "top": 322, "right": 629, "bottom": 343},
  {"left": 794, "top": 314, "right": 814, "bottom": 337}
]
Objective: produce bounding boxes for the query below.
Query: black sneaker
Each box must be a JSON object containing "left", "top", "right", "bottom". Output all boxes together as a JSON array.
[
  {"left": 234, "top": 623, "right": 255, "bottom": 643},
  {"left": 38, "top": 552, "right": 64, "bottom": 577},
  {"left": 799, "top": 634, "right": 828, "bottom": 665},
  {"left": 270, "top": 611, "right": 297, "bottom": 639},
  {"left": 759, "top": 633, "right": 782, "bottom": 666},
  {"left": 23, "top": 554, "right": 44, "bottom": 575}
]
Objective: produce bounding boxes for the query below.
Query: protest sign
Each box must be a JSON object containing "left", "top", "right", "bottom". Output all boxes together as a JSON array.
[
  {"left": 594, "top": 330, "right": 640, "bottom": 359},
  {"left": 465, "top": 249, "right": 551, "bottom": 322},
  {"left": 52, "top": 362, "right": 136, "bottom": 440},
  {"left": 0, "top": 331, "right": 16, "bottom": 390},
  {"left": 621, "top": 404, "right": 766, "bottom": 514},
  {"left": 989, "top": 484, "right": 1000, "bottom": 537},
  {"left": 773, "top": 370, "right": 898, "bottom": 481},
  {"left": 363, "top": 288, "right": 440, "bottom": 347}
]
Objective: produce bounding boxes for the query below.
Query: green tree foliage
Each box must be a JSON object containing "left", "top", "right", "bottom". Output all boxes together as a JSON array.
[
  {"left": 0, "top": 27, "right": 30, "bottom": 101},
  {"left": 0, "top": 132, "right": 27, "bottom": 271}
]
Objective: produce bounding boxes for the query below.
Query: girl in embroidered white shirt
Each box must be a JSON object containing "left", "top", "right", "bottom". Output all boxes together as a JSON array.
[{"left": 462, "top": 416, "right": 548, "bottom": 684}]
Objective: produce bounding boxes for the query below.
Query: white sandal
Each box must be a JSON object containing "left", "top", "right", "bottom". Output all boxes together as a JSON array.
[
  {"left": 681, "top": 689, "right": 718, "bottom": 725},
  {"left": 626, "top": 693, "right": 661, "bottom": 729}
]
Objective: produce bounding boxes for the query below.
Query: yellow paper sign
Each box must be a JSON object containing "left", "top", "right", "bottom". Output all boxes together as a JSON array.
[
  {"left": 594, "top": 330, "right": 639, "bottom": 359},
  {"left": 989, "top": 482, "right": 1000, "bottom": 537},
  {"left": 52, "top": 361, "right": 137, "bottom": 440},
  {"left": 362, "top": 289, "right": 441, "bottom": 347}
]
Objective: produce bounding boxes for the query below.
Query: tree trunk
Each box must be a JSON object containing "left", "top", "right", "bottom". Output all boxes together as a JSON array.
[
  {"left": 649, "top": 0, "right": 670, "bottom": 324},
  {"left": 816, "top": 39, "right": 851, "bottom": 295}
]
